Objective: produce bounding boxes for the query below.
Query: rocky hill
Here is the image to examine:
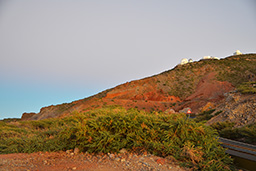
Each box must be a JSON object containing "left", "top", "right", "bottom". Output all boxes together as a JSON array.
[
  {"left": 22, "top": 54, "right": 256, "bottom": 124},
  {"left": 207, "top": 91, "right": 256, "bottom": 127}
]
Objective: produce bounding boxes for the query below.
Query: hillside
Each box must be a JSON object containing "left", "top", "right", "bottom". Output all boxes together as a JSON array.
[{"left": 22, "top": 54, "right": 256, "bottom": 121}]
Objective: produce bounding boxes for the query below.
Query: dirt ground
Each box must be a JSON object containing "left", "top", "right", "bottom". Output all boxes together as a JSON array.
[{"left": 0, "top": 150, "right": 189, "bottom": 171}]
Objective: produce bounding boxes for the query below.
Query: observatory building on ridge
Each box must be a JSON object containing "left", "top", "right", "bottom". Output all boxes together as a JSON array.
[{"left": 233, "top": 50, "right": 242, "bottom": 55}]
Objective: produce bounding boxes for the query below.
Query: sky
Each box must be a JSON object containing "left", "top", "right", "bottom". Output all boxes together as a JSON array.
[{"left": 0, "top": 0, "right": 256, "bottom": 119}]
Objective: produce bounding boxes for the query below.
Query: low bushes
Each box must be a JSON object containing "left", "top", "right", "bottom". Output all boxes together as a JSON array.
[
  {"left": 0, "top": 106, "right": 233, "bottom": 170},
  {"left": 237, "top": 81, "right": 256, "bottom": 94},
  {"left": 211, "top": 121, "right": 256, "bottom": 145}
]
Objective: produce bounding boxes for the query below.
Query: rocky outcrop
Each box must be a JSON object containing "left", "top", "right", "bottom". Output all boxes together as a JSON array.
[
  {"left": 207, "top": 92, "right": 256, "bottom": 127},
  {"left": 21, "top": 112, "right": 36, "bottom": 120}
]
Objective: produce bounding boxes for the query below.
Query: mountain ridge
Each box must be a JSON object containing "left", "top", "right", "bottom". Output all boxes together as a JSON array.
[{"left": 21, "top": 53, "right": 256, "bottom": 122}]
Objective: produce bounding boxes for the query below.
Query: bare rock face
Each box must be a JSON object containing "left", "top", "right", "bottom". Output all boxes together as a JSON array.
[
  {"left": 21, "top": 112, "right": 36, "bottom": 120},
  {"left": 200, "top": 102, "right": 215, "bottom": 112},
  {"left": 207, "top": 92, "right": 256, "bottom": 127}
]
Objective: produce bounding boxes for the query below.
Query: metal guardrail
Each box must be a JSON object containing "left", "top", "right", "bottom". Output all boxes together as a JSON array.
[{"left": 219, "top": 137, "right": 256, "bottom": 162}]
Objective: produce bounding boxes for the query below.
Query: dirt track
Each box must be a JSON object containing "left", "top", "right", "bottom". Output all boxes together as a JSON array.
[{"left": 0, "top": 151, "right": 188, "bottom": 171}]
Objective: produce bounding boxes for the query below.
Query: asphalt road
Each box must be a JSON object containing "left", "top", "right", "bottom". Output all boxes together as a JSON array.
[{"left": 219, "top": 137, "right": 256, "bottom": 162}]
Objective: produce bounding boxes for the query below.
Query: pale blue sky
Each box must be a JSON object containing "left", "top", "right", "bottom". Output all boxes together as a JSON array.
[{"left": 0, "top": 0, "right": 256, "bottom": 119}]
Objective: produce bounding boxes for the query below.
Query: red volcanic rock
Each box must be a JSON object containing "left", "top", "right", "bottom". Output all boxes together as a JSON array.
[
  {"left": 105, "top": 91, "right": 133, "bottom": 99},
  {"left": 175, "top": 72, "right": 234, "bottom": 113},
  {"left": 185, "top": 72, "right": 234, "bottom": 101},
  {"left": 156, "top": 158, "right": 166, "bottom": 165},
  {"left": 21, "top": 112, "right": 36, "bottom": 120}
]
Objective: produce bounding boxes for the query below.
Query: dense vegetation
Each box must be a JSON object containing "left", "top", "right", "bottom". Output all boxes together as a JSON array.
[
  {"left": 192, "top": 109, "right": 256, "bottom": 145},
  {"left": 237, "top": 81, "right": 256, "bottom": 94},
  {"left": 0, "top": 106, "right": 233, "bottom": 170},
  {"left": 211, "top": 121, "right": 256, "bottom": 145},
  {"left": 192, "top": 109, "right": 220, "bottom": 123}
]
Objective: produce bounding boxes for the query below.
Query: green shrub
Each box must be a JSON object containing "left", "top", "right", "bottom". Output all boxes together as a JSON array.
[
  {"left": 210, "top": 121, "right": 235, "bottom": 132},
  {"left": 211, "top": 122, "right": 256, "bottom": 144},
  {"left": 193, "top": 109, "right": 216, "bottom": 122},
  {"left": 58, "top": 107, "right": 233, "bottom": 170},
  {"left": 237, "top": 81, "right": 256, "bottom": 94},
  {"left": 0, "top": 107, "right": 233, "bottom": 170}
]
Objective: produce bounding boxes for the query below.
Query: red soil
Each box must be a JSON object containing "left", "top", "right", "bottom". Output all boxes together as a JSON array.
[
  {"left": 0, "top": 151, "right": 187, "bottom": 171},
  {"left": 175, "top": 72, "right": 234, "bottom": 113}
]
